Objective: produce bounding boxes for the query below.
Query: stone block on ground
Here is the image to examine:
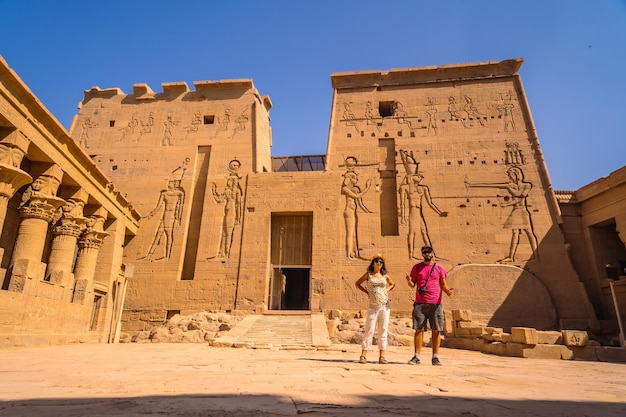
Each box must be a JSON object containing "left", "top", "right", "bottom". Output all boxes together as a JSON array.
[
  {"left": 521, "top": 344, "right": 568, "bottom": 360},
  {"left": 511, "top": 327, "right": 538, "bottom": 345},
  {"left": 452, "top": 309, "right": 473, "bottom": 322},
  {"left": 561, "top": 330, "right": 589, "bottom": 346},
  {"left": 537, "top": 330, "right": 562, "bottom": 345},
  {"left": 595, "top": 346, "right": 626, "bottom": 363}
]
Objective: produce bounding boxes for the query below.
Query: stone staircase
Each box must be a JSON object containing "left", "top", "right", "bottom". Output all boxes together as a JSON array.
[{"left": 213, "top": 313, "right": 331, "bottom": 349}]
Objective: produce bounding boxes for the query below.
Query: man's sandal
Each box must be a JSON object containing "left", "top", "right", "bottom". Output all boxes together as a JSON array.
[{"left": 358, "top": 355, "right": 367, "bottom": 364}]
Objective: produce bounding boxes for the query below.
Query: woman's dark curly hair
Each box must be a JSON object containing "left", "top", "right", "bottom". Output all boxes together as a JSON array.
[{"left": 367, "top": 257, "right": 387, "bottom": 275}]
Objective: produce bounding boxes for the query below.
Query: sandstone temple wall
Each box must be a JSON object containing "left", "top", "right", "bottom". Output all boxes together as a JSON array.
[
  {"left": 63, "top": 58, "right": 605, "bottom": 335},
  {"left": 3, "top": 54, "right": 623, "bottom": 346}
]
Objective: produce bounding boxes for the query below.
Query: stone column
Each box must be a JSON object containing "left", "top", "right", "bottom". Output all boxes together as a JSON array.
[
  {"left": 72, "top": 208, "right": 109, "bottom": 305},
  {"left": 46, "top": 189, "right": 89, "bottom": 301},
  {"left": 0, "top": 130, "right": 33, "bottom": 246},
  {"left": 7, "top": 163, "right": 65, "bottom": 295}
]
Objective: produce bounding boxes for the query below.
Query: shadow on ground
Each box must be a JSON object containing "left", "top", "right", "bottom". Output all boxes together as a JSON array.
[{"left": 1, "top": 393, "right": 624, "bottom": 417}]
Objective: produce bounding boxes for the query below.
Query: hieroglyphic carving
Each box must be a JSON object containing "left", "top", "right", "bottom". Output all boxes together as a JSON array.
[
  {"left": 448, "top": 96, "right": 469, "bottom": 128},
  {"left": 364, "top": 101, "right": 380, "bottom": 131},
  {"left": 183, "top": 110, "right": 202, "bottom": 140},
  {"left": 139, "top": 112, "right": 155, "bottom": 137},
  {"left": 211, "top": 159, "right": 243, "bottom": 259},
  {"left": 341, "top": 103, "right": 360, "bottom": 133},
  {"left": 424, "top": 97, "right": 438, "bottom": 136},
  {"left": 140, "top": 159, "right": 188, "bottom": 261},
  {"left": 161, "top": 114, "right": 180, "bottom": 146},
  {"left": 215, "top": 109, "right": 231, "bottom": 136},
  {"left": 79, "top": 117, "right": 97, "bottom": 148},
  {"left": 341, "top": 156, "right": 372, "bottom": 259},
  {"left": 504, "top": 142, "right": 526, "bottom": 165},
  {"left": 465, "top": 165, "right": 538, "bottom": 262},
  {"left": 496, "top": 91, "right": 516, "bottom": 132},
  {"left": 398, "top": 150, "right": 448, "bottom": 259},
  {"left": 120, "top": 113, "right": 139, "bottom": 140},
  {"left": 231, "top": 109, "right": 249, "bottom": 139},
  {"left": 463, "top": 95, "right": 486, "bottom": 127},
  {"left": 392, "top": 101, "right": 414, "bottom": 130}
]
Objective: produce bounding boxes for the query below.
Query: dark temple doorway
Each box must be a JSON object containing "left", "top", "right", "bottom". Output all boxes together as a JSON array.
[{"left": 268, "top": 213, "right": 312, "bottom": 311}]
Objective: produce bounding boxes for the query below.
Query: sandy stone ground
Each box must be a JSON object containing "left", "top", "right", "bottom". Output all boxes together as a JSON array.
[{"left": 0, "top": 343, "right": 624, "bottom": 417}]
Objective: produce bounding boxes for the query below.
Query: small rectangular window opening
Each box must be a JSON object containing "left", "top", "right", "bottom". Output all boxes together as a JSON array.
[{"left": 203, "top": 115, "right": 215, "bottom": 124}]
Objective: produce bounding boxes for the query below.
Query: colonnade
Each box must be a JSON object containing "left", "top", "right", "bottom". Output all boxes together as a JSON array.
[{"left": 0, "top": 130, "right": 108, "bottom": 307}]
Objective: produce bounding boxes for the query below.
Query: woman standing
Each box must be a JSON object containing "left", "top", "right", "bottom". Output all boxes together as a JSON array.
[{"left": 355, "top": 254, "right": 395, "bottom": 364}]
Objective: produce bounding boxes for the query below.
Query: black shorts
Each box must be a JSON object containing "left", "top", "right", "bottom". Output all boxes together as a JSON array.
[{"left": 412, "top": 303, "right": 444, "bottom": 331}]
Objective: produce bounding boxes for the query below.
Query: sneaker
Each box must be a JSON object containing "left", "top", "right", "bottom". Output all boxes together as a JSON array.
[
  {"left": 408, "top": 355, "right": 420, "bottom": 365},
  {"left": 432, "top": 357, "right": 442, "bottom": 366},
  {"left": 358, "top": 355, "right": 367, "bottom": 364}
]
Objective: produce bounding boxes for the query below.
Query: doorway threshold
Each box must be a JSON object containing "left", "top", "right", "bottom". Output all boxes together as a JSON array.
[{"left": 263, "top": 310, "right": 312, "bottom": 316}]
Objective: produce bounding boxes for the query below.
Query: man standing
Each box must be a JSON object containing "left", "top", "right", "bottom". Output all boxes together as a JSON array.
[{"left": 405, "top": 245, "right": 453, "bottom": 365}]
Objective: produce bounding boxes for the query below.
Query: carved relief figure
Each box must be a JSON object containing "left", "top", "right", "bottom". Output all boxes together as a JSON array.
[
  {"left": 141, "top": 162, "right": 188, "bottom": 261},
  {"left": 211, "top": 159, "right": 243, "bottom": 259},
  {"left": 342, "top": 103, "right": 360, "bottom": 133},
  {"left": 398, "top": 150, "right": 448, "bottom": 259},
  {"left": 365, "top": 101, "right": 380, "bottom": 130},
  {"left": 465, "top": 165, "right": 538, "bottom": 262},
  {"left": 120, "top": 113, "right": 139, "bottom": 140},
  {"left": 232, "top": 109, "right": 249, "bottom": 138},
  {"left": 463, "top": 95, "right": 485, "bottom": 127},
  {"left": 392, "top": 101, "right": 414, "bottom": 130},
  {"left": 140, "top": 112, "right": 155, "bottom": 137},
  {"left": 79, "top": 117, "right": 97, "bottom": 147},
  {"left": 217, "top": 109, "right": 231, "bottom": 134},
  {"left": 496, "top": 91, "right": 516, "bottom": 132},
  {"left": 424, "top": 97, "right": 438, "bottom": 136},
  {"left": 447, "top": 96, "right": 468, "bottom": 128},
  {"left": 184, "top": 110, "right": 202, "bottom": 139},
  {"left": 18, "top": 177, "right": 44, "bottom": 209},
  {"left": 341, "top": 157, "right": 372, "bottom": 259},
  {"left": 161, "top": 114, "right": 179, "bottom": 146},
  {"left": 0, "top": 142, "right": 25, "bottom": 167}
]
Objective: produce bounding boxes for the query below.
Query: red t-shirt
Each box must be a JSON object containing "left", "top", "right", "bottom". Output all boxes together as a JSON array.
[{"left": 410, "top": 262, "right": 447, "bottom": 304}]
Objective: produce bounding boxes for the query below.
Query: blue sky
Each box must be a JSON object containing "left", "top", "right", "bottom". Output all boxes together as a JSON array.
[{"left": 1, "top": 0, "right": 625, "bottom": 190}]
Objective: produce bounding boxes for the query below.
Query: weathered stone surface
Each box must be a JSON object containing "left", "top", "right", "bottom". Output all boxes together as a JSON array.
[
  {"left": 511, "top": 327, "right": 538, "bottom": 345},
  {"left": 1, "top": 55, "right": 624, "bottom": 351},
  {"left": 595, "top": 346, "right": 626, "bottom": 363},
  {"left": 59, "top": 58, "right": 600, "bottom": 336},
  {"left": 561, "top": 330, "right": 589, "bottom": 347},
  {"left": 452, "top": 309, "right": 473, "bottom": 322},
  {"left": 537, "top": 330, "right": 563, "bottom": 345},
  {"left": 521, "top": 344, "right": 568, "bottom": 360}
]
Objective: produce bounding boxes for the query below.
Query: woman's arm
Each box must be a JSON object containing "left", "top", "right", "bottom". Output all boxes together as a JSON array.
[
  {"left": 355, "top": 273, "right": 369, "bottom": 294},
  {"left": 386, "top": 276, "right": 395, "bottom": 292}
]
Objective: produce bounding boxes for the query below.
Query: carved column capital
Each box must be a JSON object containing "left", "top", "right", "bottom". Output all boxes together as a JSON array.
[
  {"left": 0, "top": 129, "right": 30, "bottom": 167},
  {"left": 52, "top": 197, "right": 88, "bottom": 237},
  {"left": 19, "top": 195, "right": 66, "bottom": 222},
  {"left": 0, "top": 164, "right": 33, "bottom": 199},
  {"left": 78, "top": 230, "right": 109, "bottom": 250},
  {"left": 53, "top": 221, "right": 85, "bottom": 238}
]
